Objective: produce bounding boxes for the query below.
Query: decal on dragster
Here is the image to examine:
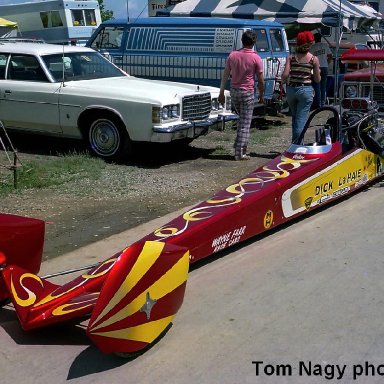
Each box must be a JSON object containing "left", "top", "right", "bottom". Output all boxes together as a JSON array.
[{"left": 282, "top": 149, "right": 376, "bottom": 218}]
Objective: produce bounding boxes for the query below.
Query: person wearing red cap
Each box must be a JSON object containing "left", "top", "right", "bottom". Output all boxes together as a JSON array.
[
  {"left": 282, "top": 31, "right": 321, "bottom": 143},
  {"left": 219, "top": 30, "right": 265, "bottom": 160}
]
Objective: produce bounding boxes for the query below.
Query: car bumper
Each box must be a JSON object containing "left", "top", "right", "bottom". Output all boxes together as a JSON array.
[{"left": 151, "top": 113, "right": 238, "bottom": 143}]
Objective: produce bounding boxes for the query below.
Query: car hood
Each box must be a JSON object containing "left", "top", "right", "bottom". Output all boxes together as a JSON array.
[
  {"left": 62, "top": 76, "right": 218, "bottom": 104},
  {"left": 344, "top": 64, "right": 384, "bottom": 81}
]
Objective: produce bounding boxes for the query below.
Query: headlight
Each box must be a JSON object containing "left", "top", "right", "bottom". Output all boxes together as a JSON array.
[
  {"left": 170, "top": 105, "right": 180, "bottom": 118},
  {"left": 152, "top": 104, "right": 180, "bottom": 124},
  {"left": 211, "top": 97, "right": 225, "bottom": 112},
  {"left": 162, "top": 106, "right": 169, "bottom": 120},
  {"left": 345, "top": 85, "right": 358, "bottom": 98}
]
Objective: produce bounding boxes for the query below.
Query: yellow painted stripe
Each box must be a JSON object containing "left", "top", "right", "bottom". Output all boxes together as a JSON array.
[
  {"left": 52, "top": 293, "right": 99, "bottom": 316},
  {"left": 91, "top": 250, "right": 188, "bottom": 331},
  {"left": 91, "top": 241, "right": 165, "bottom": 326},
  {"left": 91, "top": 315, "right": 174, "bottom": 344}
]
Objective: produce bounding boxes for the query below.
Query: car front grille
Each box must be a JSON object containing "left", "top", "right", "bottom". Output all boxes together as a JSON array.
[
  {"left": 362, "top": 84, "right": 384, "bottom": 107},
  {"left": 182, "top": 93, "right": 211, "bottom": 121}
]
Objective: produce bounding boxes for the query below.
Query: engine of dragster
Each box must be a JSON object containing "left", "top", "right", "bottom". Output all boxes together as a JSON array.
[{"left": 340, "top": 97, "right": 384, "bottom": 156}]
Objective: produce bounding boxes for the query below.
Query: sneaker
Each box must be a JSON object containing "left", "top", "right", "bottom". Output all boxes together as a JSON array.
[{"left": 234, "top": 154, "right": 251, "bottom": 161}]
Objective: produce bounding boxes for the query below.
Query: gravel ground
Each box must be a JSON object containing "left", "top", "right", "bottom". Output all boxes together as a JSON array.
[{"left": 0, "top": 116, "right": 292, "bottom": 260}]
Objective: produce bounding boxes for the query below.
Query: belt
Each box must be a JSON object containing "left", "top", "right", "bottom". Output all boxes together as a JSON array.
[{"left": 288, "top": 83, "right": 312, "bottom": 87}]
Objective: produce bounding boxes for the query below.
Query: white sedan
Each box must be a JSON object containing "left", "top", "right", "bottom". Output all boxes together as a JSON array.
[{"left": 0, "top": 42, "right": 236, "bottom": 160}]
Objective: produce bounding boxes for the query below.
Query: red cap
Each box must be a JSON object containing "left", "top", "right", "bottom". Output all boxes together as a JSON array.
[{"left": 296, "top": 31, "right": 315, "bottom": 46}]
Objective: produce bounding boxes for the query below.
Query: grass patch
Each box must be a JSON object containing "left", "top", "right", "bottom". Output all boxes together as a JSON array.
[
  {"left": 211, "top": 145, "right": 228, "bottom": 156},
  {"left": 207, "top": 119, "right": 287, "bottom": 156},
  {"left": 0, "top": 152, "right": 105, "bottom": 196},
  {"left": 249, "top": 128, "right": 280, "bottom": 145}
]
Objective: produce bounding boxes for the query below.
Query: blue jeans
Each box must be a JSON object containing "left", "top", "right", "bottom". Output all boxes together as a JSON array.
[
  {"left": 313, "top": 67, "right": 328, "bottom": 108},
  {"left": 286, "top": 85, "right": 314, "bottom": 143}
]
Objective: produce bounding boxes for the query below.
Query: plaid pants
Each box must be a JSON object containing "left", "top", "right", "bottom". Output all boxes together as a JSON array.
[{"left": 231, "top": 88, "right": 254, "bottom": 158}]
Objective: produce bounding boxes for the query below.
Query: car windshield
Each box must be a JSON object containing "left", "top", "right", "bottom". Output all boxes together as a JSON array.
[{"left": 41, "top": 51, "right": 125, "bottom": 81}]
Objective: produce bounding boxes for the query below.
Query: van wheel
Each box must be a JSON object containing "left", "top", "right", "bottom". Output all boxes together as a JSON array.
[{"left": 88, "top": 116, "right": 132, "bottom": 161}]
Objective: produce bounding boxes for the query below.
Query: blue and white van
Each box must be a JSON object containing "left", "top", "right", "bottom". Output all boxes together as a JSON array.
[{"left": 86, "top": 17, "right": 289, "bottom": 109}]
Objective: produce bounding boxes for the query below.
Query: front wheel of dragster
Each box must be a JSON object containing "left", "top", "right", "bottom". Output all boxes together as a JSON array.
[{"left": 87, "top": 114, "right": 133, "bottom": 161}]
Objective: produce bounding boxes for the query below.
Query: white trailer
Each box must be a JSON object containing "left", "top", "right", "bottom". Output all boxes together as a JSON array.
[{"left": 0, "top": 0, "right": 102, "bottom": 45}]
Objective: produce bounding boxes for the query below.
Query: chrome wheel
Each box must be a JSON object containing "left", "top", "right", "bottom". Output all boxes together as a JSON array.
[{"left": 89, "top": 118, "right": 121, "bottom": 158}]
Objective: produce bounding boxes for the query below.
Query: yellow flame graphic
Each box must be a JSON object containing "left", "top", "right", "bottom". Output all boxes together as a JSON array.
[
  {"left": 52, "top": 293, "right": 99, "bottom": 316},
  {"left": 11, "top": 273, "right": 44, "bottom": 307},
  {"left": 153, "top": 155, "right": 316, "bottom": 240},
  {"left": 36, "top": 258, "right": 117, "bottom": 306}
]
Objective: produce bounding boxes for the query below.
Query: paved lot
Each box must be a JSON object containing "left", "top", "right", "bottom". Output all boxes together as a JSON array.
[{"left": 1, "top": 181, "right": 384, "bottom": 383}]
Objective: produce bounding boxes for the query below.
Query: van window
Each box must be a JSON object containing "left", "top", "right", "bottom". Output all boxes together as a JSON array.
[
  {"left": 90, "top": 26, "right": 125, "bottom": 49},
  {"left": 270, "top": 29, "right": 285, "bottom": 52},
  {"left": 253, "top": 29, "right": 269, "bottom": 52}
]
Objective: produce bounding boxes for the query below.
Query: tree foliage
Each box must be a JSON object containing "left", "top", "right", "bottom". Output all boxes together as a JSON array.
[{"left": 98, "top": 0, "right": 114, "bottom": 21}]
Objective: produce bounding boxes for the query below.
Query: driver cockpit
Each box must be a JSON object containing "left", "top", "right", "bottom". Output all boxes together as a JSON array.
[{"left": 287, "top": 107, "right": 338, "bottom": 155}]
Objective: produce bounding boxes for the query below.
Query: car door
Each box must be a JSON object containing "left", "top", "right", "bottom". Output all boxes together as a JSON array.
[{"left": 0, "top": 53, "right": 62, "bottom": 133}]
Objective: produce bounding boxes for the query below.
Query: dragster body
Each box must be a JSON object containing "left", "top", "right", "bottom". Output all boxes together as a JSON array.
[{"left": 1, "top": 49, "right": 384, "bottom": 356}]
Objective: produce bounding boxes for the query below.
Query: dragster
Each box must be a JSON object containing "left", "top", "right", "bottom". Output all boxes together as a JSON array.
[{"left": 1, "top": 49, "right": 384, "bottom": 357}]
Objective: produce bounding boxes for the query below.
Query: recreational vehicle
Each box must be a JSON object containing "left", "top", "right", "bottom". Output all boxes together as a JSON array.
[
  {"left": 87, "top": 17, "right": 289, "bottom": 110},
  {"left": 0, "top": 0, "right": 102, "bottom": 45}
]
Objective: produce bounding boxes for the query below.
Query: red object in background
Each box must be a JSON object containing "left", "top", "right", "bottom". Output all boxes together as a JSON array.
[
  {"left": 344, "top": 64, "right": 384, "bottom": 81},
  {"left": 0, "top": 214, "right": 44, "bottom": 302},
  {"left": 341, "top": 48, "right": 384, "bottom": 62}
]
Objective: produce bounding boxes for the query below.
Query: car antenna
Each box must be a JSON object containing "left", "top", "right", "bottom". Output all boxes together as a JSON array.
[{"left": 61, "top": 43, "right": 66, "bottom": 87}]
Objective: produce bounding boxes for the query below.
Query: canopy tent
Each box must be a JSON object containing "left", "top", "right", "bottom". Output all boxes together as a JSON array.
[
  {"left": 0, "top": 17, "right": 18, "bottom": 38},
  {"left": 158, "top": 0, "right": 381, "bottom": 36}
]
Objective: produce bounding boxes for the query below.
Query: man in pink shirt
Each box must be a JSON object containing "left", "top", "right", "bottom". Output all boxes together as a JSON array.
[{"left": 219, "top": 30, "right": 264, "bottom": 160}]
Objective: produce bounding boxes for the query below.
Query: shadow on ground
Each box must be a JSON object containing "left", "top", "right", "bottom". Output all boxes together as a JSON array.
[
  {"left": 1, "top": 131, "right": 217, "bottom": 168},
  {"left": 67, "top": 323, "right": 173, "bottom": 379},
  {"left": 0, "top": 307, "right": 89, "bottom": 347}
]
